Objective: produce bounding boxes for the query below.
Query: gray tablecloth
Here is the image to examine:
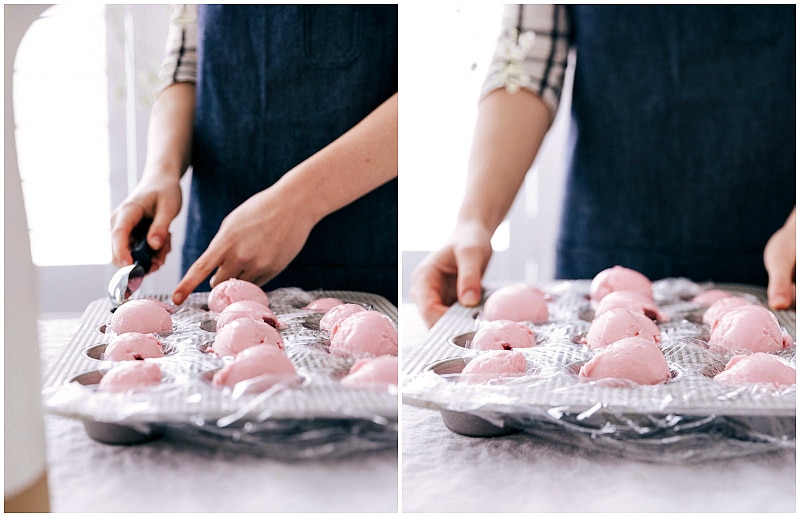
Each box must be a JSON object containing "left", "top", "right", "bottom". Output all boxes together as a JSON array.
[
  {"left": 38, "top": 317, "right": 398, "bottom": 513},
  {"left": 399, "top": 303, "right": 795, "bottom": 513}
]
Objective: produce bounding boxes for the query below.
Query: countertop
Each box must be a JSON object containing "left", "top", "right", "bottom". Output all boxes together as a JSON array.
[
  {"left": 38, "top": 316, "right": 398, "bottom": 513},
  {"left": 398, "top": 303, "right": 796, "bottom": 513}
]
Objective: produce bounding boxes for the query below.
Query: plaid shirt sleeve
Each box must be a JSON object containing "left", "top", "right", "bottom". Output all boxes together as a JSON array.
[
  {"left": 481, "top": 4, "right": 571, "bottom": 122},
  {"left": 155, "top": 4, "right": 198, "bottom": 96}
]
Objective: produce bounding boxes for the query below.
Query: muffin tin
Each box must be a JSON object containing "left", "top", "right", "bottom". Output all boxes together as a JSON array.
[
  {"left": 402, "top": 280, "right": 796, "bottom": 459},
  {"left": 42, "top": 288, "right": 398, "bottom": 456}
]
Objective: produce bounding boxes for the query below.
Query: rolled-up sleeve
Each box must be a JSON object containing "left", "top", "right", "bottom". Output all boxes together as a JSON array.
[
  {"left": 481, "top": 4, "right": 571, "bottom": 122},
  {"left": 155, "top": 4, "right": 198, "bottom": 96}
]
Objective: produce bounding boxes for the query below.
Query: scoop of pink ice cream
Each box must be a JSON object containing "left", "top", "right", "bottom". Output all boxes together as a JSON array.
[
  {"left": 692, "top": 289, "right": 733, "bottom": 307},
  {"left": 341, "top": 355, "right": 399, "bottom": 387},
  {"left": 482, "top": 284, "right": 548, "bottom": 323},
  {"left": 207, "top": 278, "right": 270, "bottom": 313},
  {"left": 216, "top": 300, "right": 284, "bottom": 331},
  {"left": 320, "top": 303, "right": 366, "bottom": 332},
  {"left": 304, "top": 297, "right": 344, "bottom": 312},
  {"left": 212, "top": 318, "right": 284, "bottom": 357},
  {"left": 579, "top": 336, "right": 670, "bottom": 386},
  {"left": 713, "top": 352, "right": 796, "bottom": 388},
  {"left": 212, "top": 345, "right": 298, "bottom": 389},
  {"left": 702, "top": 296, "right": 753, "bottom": 327},
  {"left": 584, "top": 308, "right": 661, "bottom": 350},
  {"left": 589, "top": 265, "right": 653, "bottom": 302},
  {"left": 110, "top": 298, "right": 173, "bottom": 335},
  {"left": 330, "top": 310, "right": 398, "bottom": 356},
  {"left": 103, "top": 332, "right": 164, "bottom": 361},
  {"left": 97, "top": 361, "right": 162, "bottom": 393},
  {"left": 594, "top": 290, "right": 668, "bottom": 322},
  {"left": 470, "top": 320, "right": 537, "bottom": 351},
  {"left": 458, "top": 349, "right": 528, "bottom": 384},
  {"left": 708, "top": 305, "right": 793, "bottom": 354}
]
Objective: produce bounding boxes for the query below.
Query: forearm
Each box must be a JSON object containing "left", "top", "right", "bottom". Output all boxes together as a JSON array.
[
  {"left": 141, "top": 82, "right": 195, "bottom": 180},
  {"left": 457, "top": 88, "right": 551, "bottom": 234},
  {"left": 268, "top": 93, "right": 398, "bottom": 225}
]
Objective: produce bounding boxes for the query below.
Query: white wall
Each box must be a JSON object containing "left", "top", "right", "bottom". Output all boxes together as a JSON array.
[{"left": 399, "top": 4, "right": 574, "bottom": 301}]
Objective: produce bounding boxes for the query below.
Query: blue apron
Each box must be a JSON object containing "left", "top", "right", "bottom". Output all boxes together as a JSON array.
[
  {"left": 557, "top": 5, "right": 795, "bottom": 286},
  {"left": 184, "top": 5, "right": 398, "bottom": 303}
]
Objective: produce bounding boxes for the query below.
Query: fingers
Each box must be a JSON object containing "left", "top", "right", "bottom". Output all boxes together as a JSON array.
[
  {"left": 453, "top": 243, "right": 488, "bottom": 307},
  {"left": 409, "top": 272, "right": 451, "bottom": 329},
  {"left": 766, "top": 259, "right": 796, "bottom": 310},
  {"left": 764, "top": 222, "right": 796, "bottom": 310},
  {"left": 172, "top": 247, "right": 224, "bottom": 305},
  {"left": 109, "top": 204, "right": 145, "bottom": 267}
]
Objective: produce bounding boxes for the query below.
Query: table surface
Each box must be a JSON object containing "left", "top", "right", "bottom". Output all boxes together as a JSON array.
[
  {"left": 38, "top": 316, "right": 398, "bottom": 513},
  {"left": 398, "top": 303, "right": 796, "bottom": 513},
  {"left": 37, "top": 306, "right": 798, "bottom": 513}
]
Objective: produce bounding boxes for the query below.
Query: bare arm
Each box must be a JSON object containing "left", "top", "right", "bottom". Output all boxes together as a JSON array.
[
  {"left": 410, "top": 88, "right": 551, "bottom": 327},
  {"left": 110, "top": 82, "right": 195, "bottom": 268},
  {"left": 172, "top": 92, "right": 398, "bottom": 304}
]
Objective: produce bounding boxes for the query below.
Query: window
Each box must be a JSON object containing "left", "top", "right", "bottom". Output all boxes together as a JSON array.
[
  {"left": 14, "top": 4, "right": 111, "bottom": 266},
  {"left": 10, "top": 4, "right": 176, "bottom": 314}
]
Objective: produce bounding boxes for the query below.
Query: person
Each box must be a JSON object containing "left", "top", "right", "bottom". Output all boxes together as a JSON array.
[
  {"left": 110, "top": 4, "right": 398, "bottom": 305},
  {"left": 411, "top": 4, "right": 795, "bottom": 328}
]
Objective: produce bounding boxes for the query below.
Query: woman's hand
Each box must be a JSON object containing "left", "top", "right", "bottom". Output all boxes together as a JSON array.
[
  {"left": 410, "top": 222, "right": 494, "bottom": 328},
  {"left": 764, "top": 207, "right": 796, "bottom": 310},
  {"left": 171, "top": 185, "right": 315, "bottom": 304},
  {"left": 109, "top": 173, "right": 182, "bottom": 273}
]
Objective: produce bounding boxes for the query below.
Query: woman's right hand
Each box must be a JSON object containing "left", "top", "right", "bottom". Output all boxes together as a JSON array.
[
  {"left": 109, "top": 173, "right": 182, "bottom": 273},
  {"left": 409, "top": 222, "right": 494, "bottom": 328}
]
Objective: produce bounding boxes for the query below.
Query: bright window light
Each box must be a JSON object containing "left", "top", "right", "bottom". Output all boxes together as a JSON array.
[{"left": 13, "top": 4, "right": 111, "bottom": 266}]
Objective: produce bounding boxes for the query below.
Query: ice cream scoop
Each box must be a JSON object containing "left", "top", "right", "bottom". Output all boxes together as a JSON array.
[
  {"left": 216, "top": 300, "right": 284, "bottom": 331},
  {"left": 212, "top": 345, "right": 298, "bottom": 389},
  {"left": 482, "top": 284, "right": 548, "bottom": 323},
  {"left": 103, "top": 332, "right": 164, "bottom": 361},
  {"left": 590, "top": 265, "right": 653, "bottom": 302},
  {"left": 212, "top": 318, "right": 284, "bottom": 357},
  {"left": 320, "top": 303, "right": 366, "bottom": 332},
  {"left": 107, "top": 218, "right": 156, "bottom": 310},
  {"left": 594, "top": 290, "right": 667, "bottom": 322},
  {"left": 97, "top": 361, "right": 162, "bottom": 393},
  {"left": 713, "top": 352, "right": 796, "bottom": 388},
  {"left": 458, "top": 350, "right": 528, "bottom": 384},
  {"left": 109, "top": 298, "right": 173, "bottom": 335},
  {"left": 208, "top": 278, "right": 270, "bottom": 313},
  {"left": 702, "top": 296, "right": 753, "bottom": 328},
  {"left": 469, "top": 320, "right": 537, "bottom": 351},
  {"left": 584, "top": 307, "right": 661, "bottom": 350},
  {"left": 692, "top": 289, "right": 733, "bottom": 307},
  {"left": 341, "top": 355, "right": 399, "bottom": 387},
  {"left": 304, "top": 297, "right": 344, "bottom": 312},
  {"left": 330, "top": 310, "right": 398, "bottom": 356},
  {"left": 579, "top": 336, "right": 670, "bottom": 386},
  {"left": 708, "top": 305, "right": 793, "bottom": 354}
]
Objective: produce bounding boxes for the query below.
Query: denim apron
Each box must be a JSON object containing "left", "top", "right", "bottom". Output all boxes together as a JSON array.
[
  {"left": 184, "top": 5, "right": 398, "bottom": 303},
  {"left": 556, "top": 5, "right": 795, "bottom": 286}
]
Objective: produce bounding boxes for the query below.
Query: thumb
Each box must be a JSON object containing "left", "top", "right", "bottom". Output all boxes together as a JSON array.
[{"left": 453, "top": 245, "right": 487, "bottom": 307}]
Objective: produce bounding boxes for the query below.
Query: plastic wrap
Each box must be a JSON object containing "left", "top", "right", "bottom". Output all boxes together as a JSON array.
[
  {"left": 402, "top": 279, "right": 795, "bottom": 463},
  {"left": 42, "top": 288, "right": 398, "bottom": 459}
]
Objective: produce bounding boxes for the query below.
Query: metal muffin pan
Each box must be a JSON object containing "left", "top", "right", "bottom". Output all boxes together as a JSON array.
[
  {"left": 42, "top": 289, "right": 398, "bottom": 446},
  {"left": 402, "top": 280, "right": 796, "bottom": 441}
]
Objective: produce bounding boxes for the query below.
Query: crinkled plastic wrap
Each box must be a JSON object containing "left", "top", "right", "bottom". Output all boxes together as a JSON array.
[
  {"left": 42, "top": 288, "right": 398, "bottom": 460},
  {"left": 402, "top": 279, "right": 796, "bottom": 463}
]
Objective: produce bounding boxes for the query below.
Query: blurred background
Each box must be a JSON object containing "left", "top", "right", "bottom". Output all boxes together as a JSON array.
[
  {"left": 10, "top": 4, "right": 186, "bottom": 316},
  {"left": 11, "top": 3, "right": 575, "bottom": 314},
  {"left": 399, "top": 3, "right": 573, "bottom": 302}
]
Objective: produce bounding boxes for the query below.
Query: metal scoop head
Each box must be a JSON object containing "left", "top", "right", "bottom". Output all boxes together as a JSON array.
[{"left": 107, "top": 218, "right": 154, "bottom": 309}]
